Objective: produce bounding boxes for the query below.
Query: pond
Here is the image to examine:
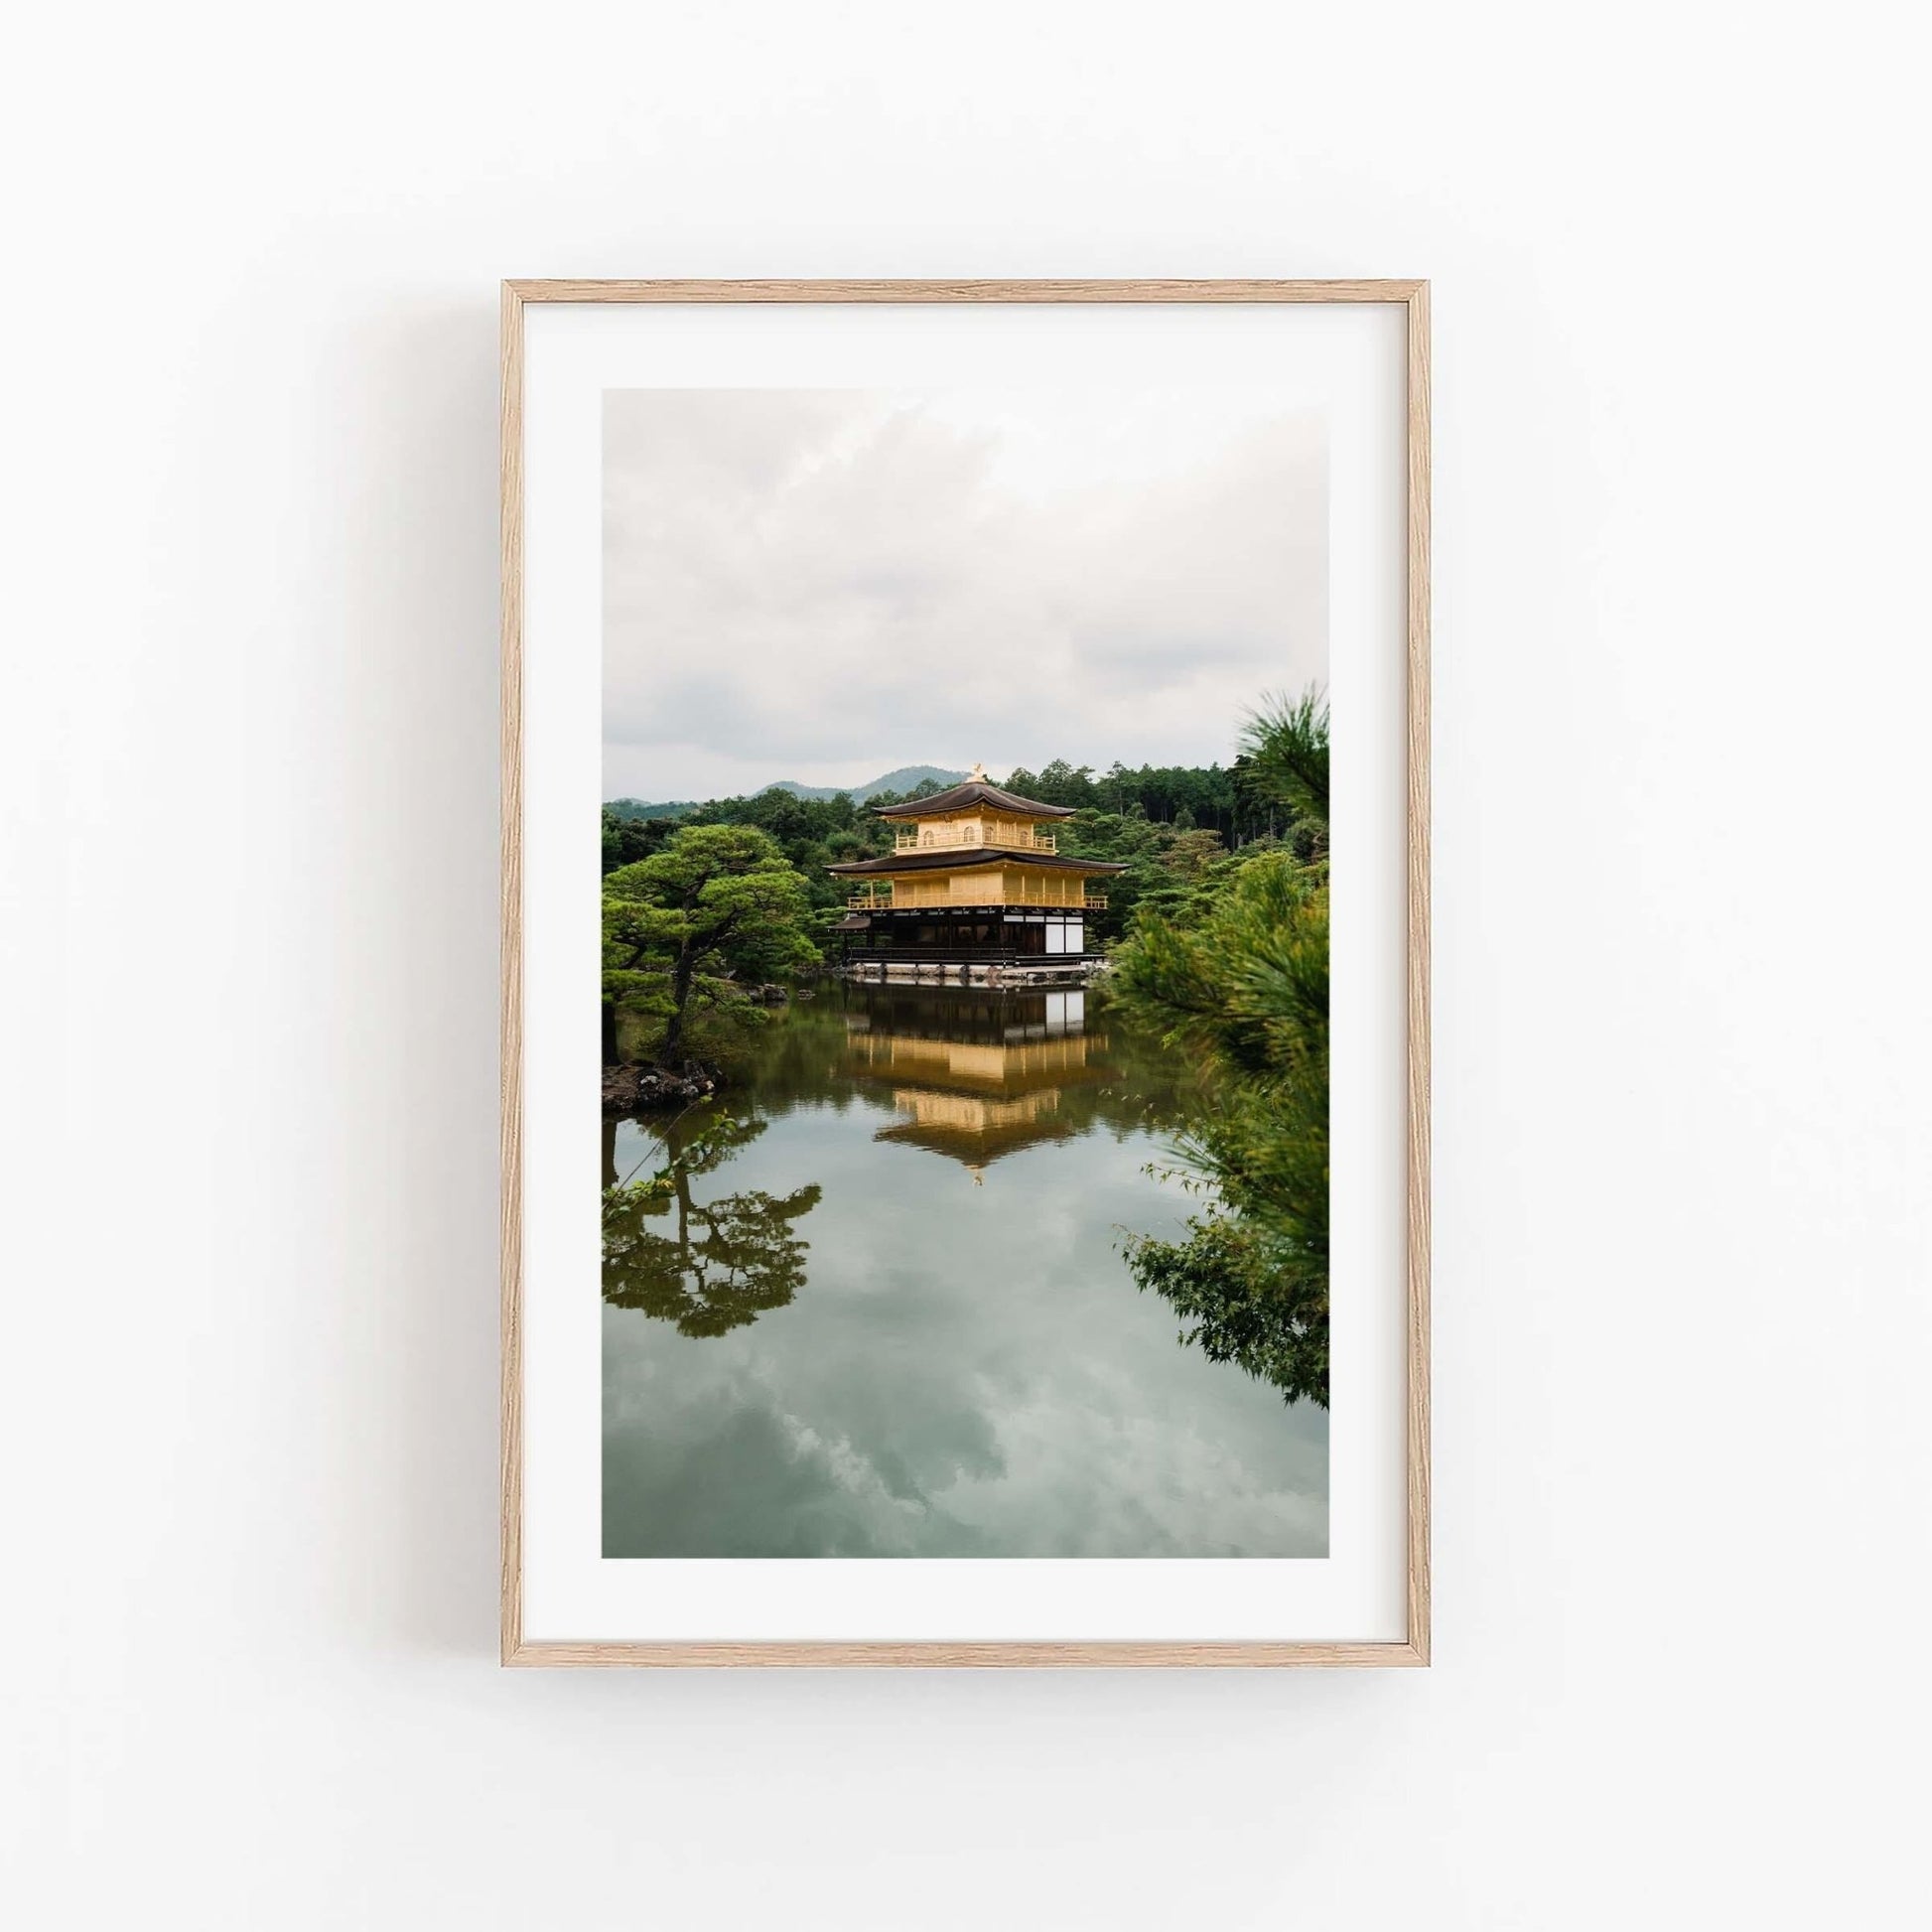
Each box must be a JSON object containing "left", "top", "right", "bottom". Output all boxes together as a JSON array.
[{"left": 603, "top": 980, "right": 1328, "bottom": 1557}]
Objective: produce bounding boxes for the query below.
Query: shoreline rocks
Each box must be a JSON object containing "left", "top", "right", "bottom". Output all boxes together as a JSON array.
[{"left": 602, "top": 1061, "right": 722, "bottom": 1112}]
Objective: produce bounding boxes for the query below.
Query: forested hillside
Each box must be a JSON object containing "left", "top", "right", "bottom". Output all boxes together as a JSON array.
[
  {"left": 607, "top": 763, "right": 968, "bottom": 820},
  {"left": 600, "top": 753, "right": 1319, "bottom": 936}
]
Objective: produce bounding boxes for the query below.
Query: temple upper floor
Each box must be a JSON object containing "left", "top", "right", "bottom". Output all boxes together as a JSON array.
[{"left": 891, "top": 812, "right": 1059, "bottom": 854}]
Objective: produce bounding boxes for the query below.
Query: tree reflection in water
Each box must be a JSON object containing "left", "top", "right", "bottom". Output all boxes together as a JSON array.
[{"left": 602, "top": 1106, "right": 821, "bottom": 1337}]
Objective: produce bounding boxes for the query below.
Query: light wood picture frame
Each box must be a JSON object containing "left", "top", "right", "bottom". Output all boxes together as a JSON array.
[{"left": 501, "top": 279, "right": 1430, "bottom": 1666}]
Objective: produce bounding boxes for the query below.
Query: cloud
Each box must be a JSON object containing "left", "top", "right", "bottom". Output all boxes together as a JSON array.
[{"left": 603, "top": 389, "right": 1326, "bottom": 800}]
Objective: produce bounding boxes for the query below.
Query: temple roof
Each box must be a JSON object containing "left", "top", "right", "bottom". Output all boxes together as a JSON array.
[
  {"left": 828, "top": 848, "right": 1126, "bottom": 877},
  {"left": 871, "top": 779, "right": 1077, "bottom": 821}
]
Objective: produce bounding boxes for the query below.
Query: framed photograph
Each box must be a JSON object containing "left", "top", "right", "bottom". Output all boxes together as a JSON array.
[{"left": 501, "top": 280, "right": 1430, "bottom": 1665}]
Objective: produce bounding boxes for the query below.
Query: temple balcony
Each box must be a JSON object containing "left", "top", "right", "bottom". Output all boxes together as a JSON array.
[{"left": 847, "top": 880, "right": 1111, "bottom": 912}]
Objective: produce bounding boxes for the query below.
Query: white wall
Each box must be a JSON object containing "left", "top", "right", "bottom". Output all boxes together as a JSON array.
[{"left": 4, "top": 4, "right": 1928, "bottom": 1927}]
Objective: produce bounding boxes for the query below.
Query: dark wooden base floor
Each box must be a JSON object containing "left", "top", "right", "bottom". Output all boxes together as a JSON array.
[{"left": 837, "top": 953, "right": 1103, "bottom": 986}]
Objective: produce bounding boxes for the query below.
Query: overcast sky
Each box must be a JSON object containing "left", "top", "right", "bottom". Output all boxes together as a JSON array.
[{"left": 603, "top": 389, "right": 1326, "bottom": 801}]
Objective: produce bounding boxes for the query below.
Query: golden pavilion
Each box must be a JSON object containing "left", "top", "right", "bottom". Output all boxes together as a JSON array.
[{"left": 829, "top": 764, "right": 1125, "bottom": 983}]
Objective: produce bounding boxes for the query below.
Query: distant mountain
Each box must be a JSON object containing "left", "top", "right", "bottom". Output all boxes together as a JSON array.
[
  {"left": 606, "top": 765, "right": 968, "bottom": 818},
  {"left": 774, "top": 765, "right": 969, "bottom": 803}
]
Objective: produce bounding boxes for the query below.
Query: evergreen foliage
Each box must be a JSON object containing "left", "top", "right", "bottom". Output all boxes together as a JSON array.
[
  {"left": 1111, "top": 688, "right": 1331, "bottom": 1406},
  {"left": 601, "top": 748, "right": 1322, "bottom": 942},
  {"left": 602, "top": 824, "right": 819, "bottom": 1065}
]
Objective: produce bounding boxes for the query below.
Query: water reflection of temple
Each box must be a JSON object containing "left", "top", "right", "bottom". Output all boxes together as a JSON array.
[{"left": 843, "top": 986, "right": 1106, "bottom": 1181}]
